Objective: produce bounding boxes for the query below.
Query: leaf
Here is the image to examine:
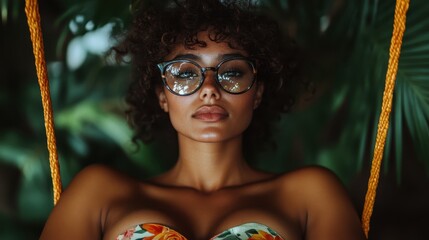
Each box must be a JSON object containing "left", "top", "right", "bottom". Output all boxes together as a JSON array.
[
  {"left": 394, "top": 0, "right": 429, "bottom": 174},
  {"left": 216, "top": 230, "right": 232, "bottom": 238},
  {"left": 394, "top": 80, "right": 403, "bottom": 183},
  {"left": 55, "top": 100, "right": 161, "bottom": 173}
]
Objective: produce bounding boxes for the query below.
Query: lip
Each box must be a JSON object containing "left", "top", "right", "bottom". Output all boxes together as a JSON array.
[{"left": 192, "top": 105, "right": 229, "bottom": 122}]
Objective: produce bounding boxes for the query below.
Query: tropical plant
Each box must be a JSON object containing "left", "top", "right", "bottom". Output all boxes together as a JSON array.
[{"left": 0, "top": 0, "right": 428, "bottom": 239}]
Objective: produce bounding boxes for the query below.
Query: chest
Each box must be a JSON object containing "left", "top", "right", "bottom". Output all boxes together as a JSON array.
[{"left": 102, "top": 185, "right": 303, "bottom": 240}]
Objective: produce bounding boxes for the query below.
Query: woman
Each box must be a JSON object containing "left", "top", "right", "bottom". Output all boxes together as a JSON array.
[{"left": 40, "top": 0, "right": 366, "bottom": 239}]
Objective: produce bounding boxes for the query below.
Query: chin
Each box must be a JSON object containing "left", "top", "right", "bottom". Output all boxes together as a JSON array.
[
  {"left": 196, "top": 133, "right": 224, "bottom": 142},
  {"left": 193, "top": 132, "right": 242, "bottom": 143}
]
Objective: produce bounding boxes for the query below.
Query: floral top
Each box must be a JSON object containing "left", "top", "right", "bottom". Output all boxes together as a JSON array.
[{"left": 116, "top": 222, "right": 285, "bottom": 240}]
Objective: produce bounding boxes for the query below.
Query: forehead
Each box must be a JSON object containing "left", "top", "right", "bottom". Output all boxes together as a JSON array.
[{"left": 164, "top": 31, "right": 249, "bottom": 63}]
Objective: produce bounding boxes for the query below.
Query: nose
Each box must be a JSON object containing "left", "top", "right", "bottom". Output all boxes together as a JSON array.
[{"left": 199, "top": 70, "right": 220, "bottom": 102}]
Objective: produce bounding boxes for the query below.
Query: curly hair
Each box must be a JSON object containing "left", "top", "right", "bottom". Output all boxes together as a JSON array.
[{"left": 114, "top": 0, "right": 303, "bottom": 155}]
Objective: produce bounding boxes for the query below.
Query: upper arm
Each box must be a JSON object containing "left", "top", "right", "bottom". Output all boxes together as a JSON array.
[
  {"left": 39, "top": 164, "right": 115, "bottom": 240},
  {"left": 296, "top": 167, "right": 366, "bottom": 240}
]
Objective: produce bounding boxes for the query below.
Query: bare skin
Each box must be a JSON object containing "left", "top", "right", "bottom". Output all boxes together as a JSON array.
[{"left": 40, "top": 32, "right": 366, "bottom": 240}]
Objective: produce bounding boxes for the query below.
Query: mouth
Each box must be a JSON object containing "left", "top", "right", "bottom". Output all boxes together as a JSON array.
[{"left": 192, "top": 105, "right": 229, "bottom": 122}]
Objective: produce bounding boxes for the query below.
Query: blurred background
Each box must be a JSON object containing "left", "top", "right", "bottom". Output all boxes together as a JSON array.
[{"left": 0, "top": 0, "right": 428, "bottom": 239}]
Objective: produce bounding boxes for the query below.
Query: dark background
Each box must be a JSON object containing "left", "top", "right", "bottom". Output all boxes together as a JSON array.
[{"left": 1, "top": 0, "right": 428, "bottom": 239}]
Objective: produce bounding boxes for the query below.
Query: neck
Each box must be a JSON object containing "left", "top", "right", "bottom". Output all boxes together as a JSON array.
[{"left": 159, "top": 134, "right": 254, "bottom": 192}]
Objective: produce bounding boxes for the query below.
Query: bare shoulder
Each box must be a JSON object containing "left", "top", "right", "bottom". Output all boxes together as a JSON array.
[
  {"left": 71, "top": 164, "right": 132, "bottom": 188},
  {"left": 59, "top": 164, "right": 136, "bottom": 202},
  {"left": 275, "top": 166, "right": 351, "bottom": 213},
  {"left": 279, "top": 165, "right": 340, "bottom": 181},
  {"left": 40, "top": 164, "right": 136, "bottom": 240},
  {"left": 276, "top": 166, "right": 366, "bottom": 240},
  {"left": 275, "top": 166, "right": 346, "bottom": 196}
]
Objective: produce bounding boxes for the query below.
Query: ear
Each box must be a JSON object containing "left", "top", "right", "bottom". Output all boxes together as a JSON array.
[
  {"left": 156, "top": 85, "right": 169, "bottom": 112},
  {"left": 254, "top": 82, "right": 264, "bottom": 109}
]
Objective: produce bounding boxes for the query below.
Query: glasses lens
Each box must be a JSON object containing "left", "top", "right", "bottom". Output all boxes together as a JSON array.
[
  {"left": 218, "top": 59, "right": 255, "bottom": 93},
  {"left": 164, "top": 62, "right": 202, "bottom": 95}
]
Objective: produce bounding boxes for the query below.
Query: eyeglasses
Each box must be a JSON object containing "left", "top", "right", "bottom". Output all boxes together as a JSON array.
[{"left": 157, "top": 57, "right": 257, "bottom": 96}]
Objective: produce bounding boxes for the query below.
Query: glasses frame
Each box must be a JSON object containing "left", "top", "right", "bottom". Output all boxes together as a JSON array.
[{"left": 157, "top": 56, "right": 257, "bottom": 96}]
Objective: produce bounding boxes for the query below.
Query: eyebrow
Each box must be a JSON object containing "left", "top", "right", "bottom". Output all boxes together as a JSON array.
[{"left": 172, "top": 53, "right": 247, "bottom": 61}]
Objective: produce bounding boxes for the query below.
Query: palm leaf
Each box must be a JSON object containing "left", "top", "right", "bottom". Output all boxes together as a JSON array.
[
  {"left": 394, "top": 0, "right": 429, "bottom": 174},
  {"left": 329, "top": 0, "right": 429, "bottom": 179}
]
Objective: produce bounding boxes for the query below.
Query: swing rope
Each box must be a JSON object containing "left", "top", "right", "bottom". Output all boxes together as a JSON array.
[
  {"left": 24, "top": 0, "right": 62, "bottom": 205},
  {"left": 24, "top": 0, "right": 410, "bottom": 235},
  {"left": 361, "top": 0, "right": 409, "bottom": 237}
]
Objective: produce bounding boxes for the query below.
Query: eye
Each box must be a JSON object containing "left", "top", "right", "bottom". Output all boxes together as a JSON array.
[
  {"left": 175, "top": 70, "right": 199, "bottom": 79},
  {"left": 219, "top": 69, "right": 244, "bottom": 79},
  {"left": 223, "top": 70, "right": 243, "bottom": 77},
  {"left": 218, "top": 59, "right": 252, "bottom": 80},
  {"left": 166, "top": 62, "right": 200, "bottom": 79}
]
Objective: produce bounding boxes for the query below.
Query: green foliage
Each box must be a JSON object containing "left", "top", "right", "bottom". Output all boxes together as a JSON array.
[
  {"left": 0, "top": 0, "right": 428, "bottom": 238},
  {"left": 251, "top": 0, "right": 429, "bottom": 184}
]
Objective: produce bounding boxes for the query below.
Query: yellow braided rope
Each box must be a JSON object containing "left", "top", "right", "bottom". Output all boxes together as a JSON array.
[
  {"left": 25, "top": 0, "right": 62, "bottom": 205},
  {"left": 361, "top": 0, "right": 410, "bottom": 237}
]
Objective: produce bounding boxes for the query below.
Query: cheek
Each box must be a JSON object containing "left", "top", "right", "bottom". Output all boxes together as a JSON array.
[
  {"left": 238, "top": 89, "right": 257, "bottom": 110},
  {"left": 229, "top": 94, "right": 257, "bottom": 126},
  {"left": 165, "top": 95, "right": 191, "bottom": 130},
  {"left": 168, "top": 110, "right": 186, "bottom": 131}
]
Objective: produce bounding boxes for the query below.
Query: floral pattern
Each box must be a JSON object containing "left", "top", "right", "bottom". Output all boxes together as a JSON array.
[
  {"left": 116, "top": 223, "right": 186, "bottom": 240},
  {"left": 247, "top": 230, "right": 282, "bottom": 240},
  {"left": 116, "top": 222, "right": 284, "bottom": 240},
  {"left": 211, "top": 223, "right": 284, "bottom": 240}
]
